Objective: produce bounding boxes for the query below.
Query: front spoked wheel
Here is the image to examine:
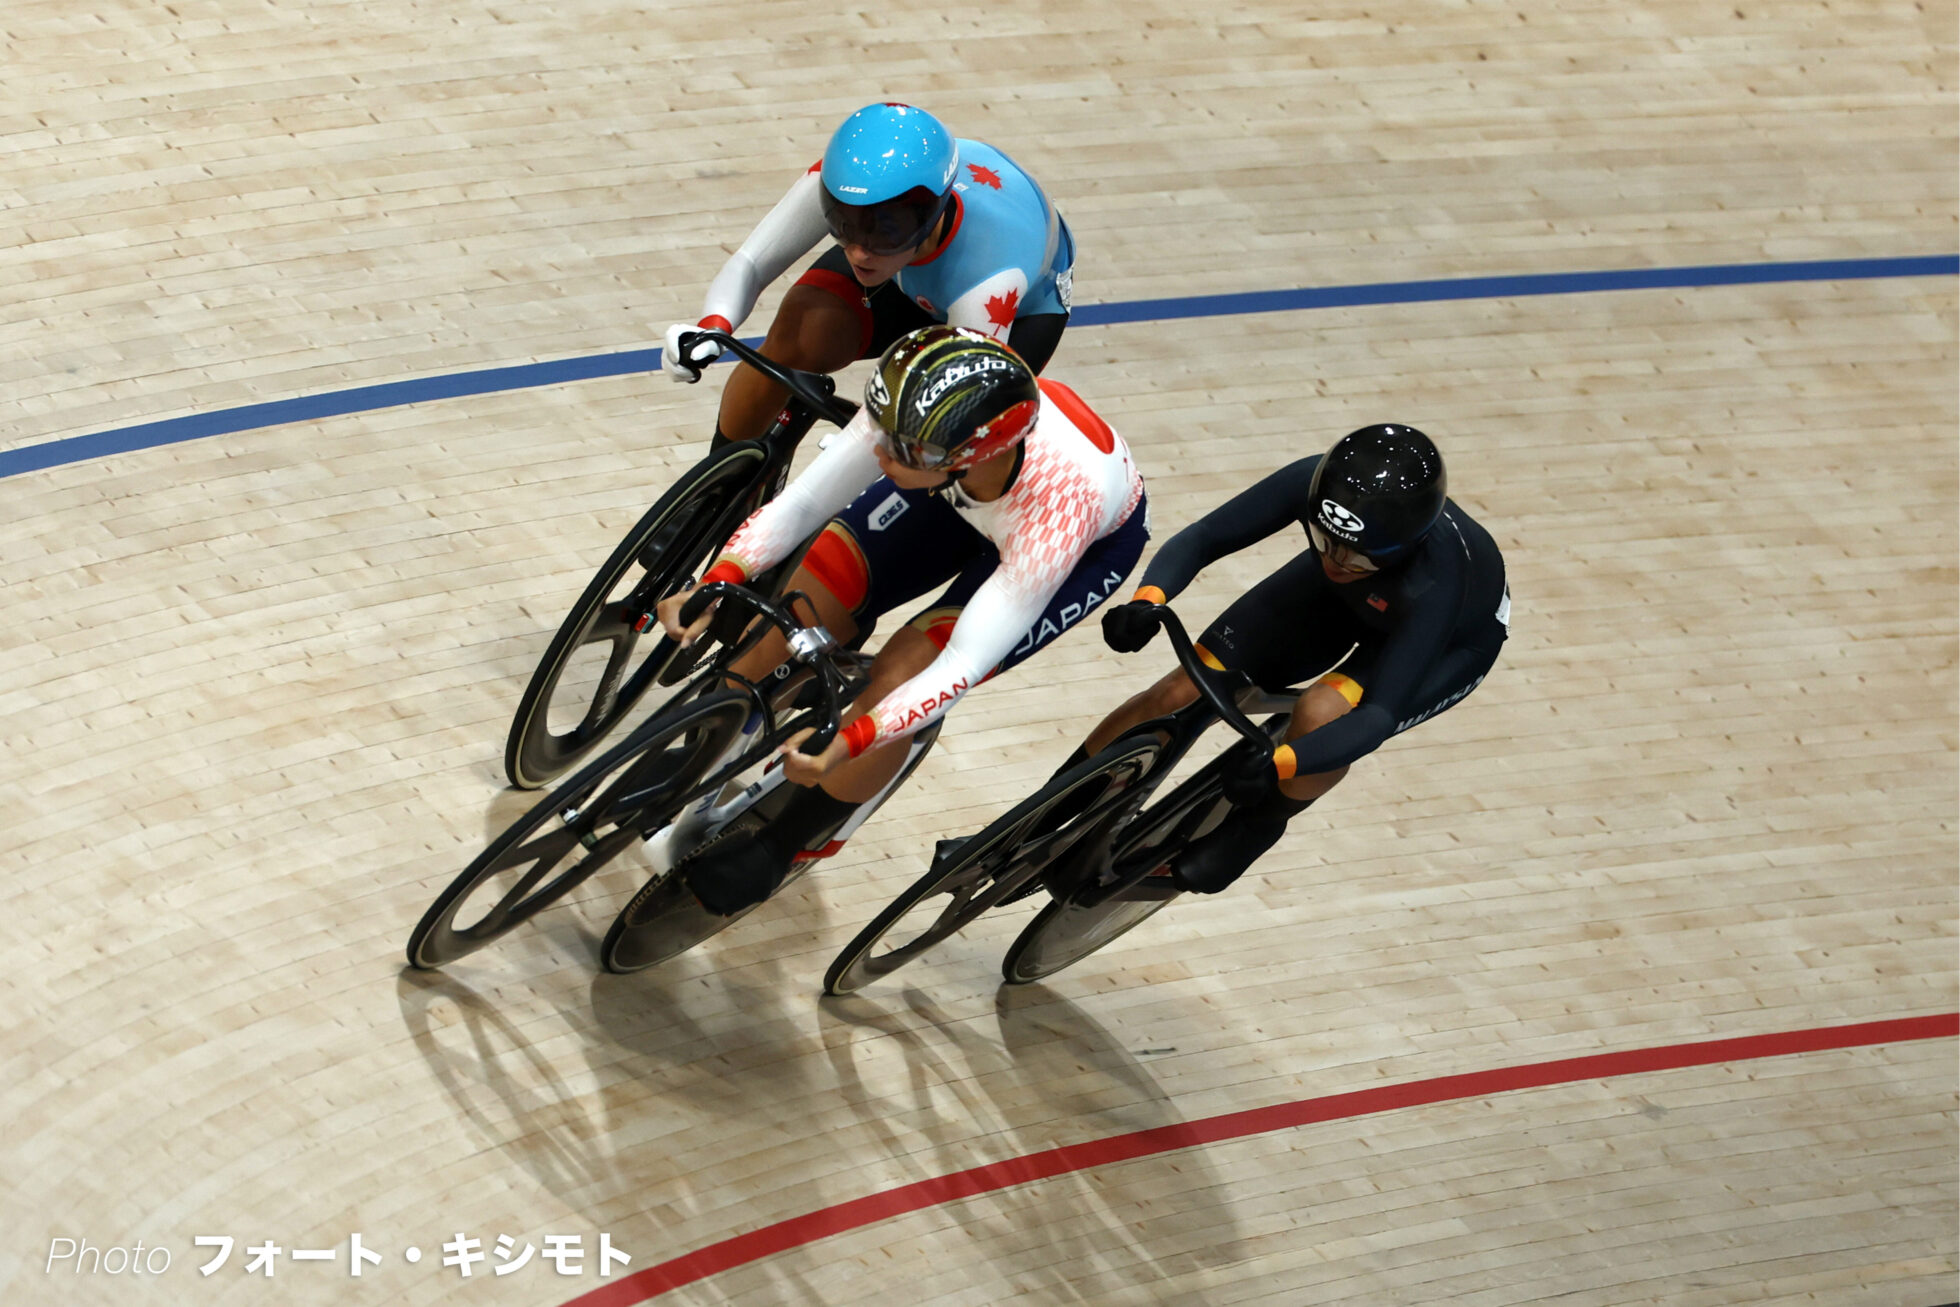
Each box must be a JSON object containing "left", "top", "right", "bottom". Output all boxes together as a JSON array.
[
  {"left": 504, "top": 440, "right": 769, "bottom": 790},
  {"left": 409, "top": 688, "right": 753, "bottom": 969},
  {"left": 823, "top": 735, "right": 1165, "bottom": 996},
  {"left": 1001, "top": 778, "right": 1230, "bottom": 986}
]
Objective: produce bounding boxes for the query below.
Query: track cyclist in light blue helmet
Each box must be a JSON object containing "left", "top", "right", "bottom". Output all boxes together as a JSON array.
[{"left": 661, "top": 103, "right": 1078, "bottom": 448}]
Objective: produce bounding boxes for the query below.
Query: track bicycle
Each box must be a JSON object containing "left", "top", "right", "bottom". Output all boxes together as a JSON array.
[
  {"left": 409, "top": 581, "right": 939, "bottom": 973},
  {"left": 824, "top": 606, "right": 1306, "bottom": 994},
  {"left": 503, "top": 330, "right": 857, "bottom": 790}
]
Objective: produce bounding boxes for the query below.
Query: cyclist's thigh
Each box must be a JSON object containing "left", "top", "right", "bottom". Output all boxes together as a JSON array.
[
  {"left": 1199, "top": 551, "right": 1362, "bottom": 691},
  {"left": 906, "top": 491, "right": 1150, "bottom": 677},
  {"left": 763, "top": 282, "right": 875, "bottom": 374},
  {"left": 802, "top": 477, "right": 986, "bottom": 627},
  {"left": 1006, "top": 312, "right": 1069, "bottom": 374},
  {"left": 793, "top": 247, "right": 937, "bottom": 360}
]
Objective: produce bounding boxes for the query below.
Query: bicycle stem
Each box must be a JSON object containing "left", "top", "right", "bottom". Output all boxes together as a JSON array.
[{"left": 680, "top": 581, "right": 850, "bottom": 754}]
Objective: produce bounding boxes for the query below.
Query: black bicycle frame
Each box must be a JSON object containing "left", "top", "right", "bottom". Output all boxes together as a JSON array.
[{"left": 1056, "top": 606, "right": 1294, "bottom": 904}]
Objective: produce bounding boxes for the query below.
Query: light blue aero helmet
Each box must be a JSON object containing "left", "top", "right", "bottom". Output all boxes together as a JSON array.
[{"left": 819, "top": 103, "right": 960, "bottom": 256}]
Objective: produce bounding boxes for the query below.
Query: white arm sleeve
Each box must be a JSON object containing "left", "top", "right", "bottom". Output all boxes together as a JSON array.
[
  {"left": 861, "top": 568, "right": 1036, "bottom": 742},
  {"left": 862, "top": 469, "right": 1104, "bottom": 746},
  {"left": 698, "top": 170, "right": 831, "bottom": 330},
  {"left": 717, "top": 409, "right": 882, "bottom": 576}
]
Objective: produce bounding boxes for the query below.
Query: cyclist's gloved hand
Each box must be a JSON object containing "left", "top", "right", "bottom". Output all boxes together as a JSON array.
[
  {"left": 1101, "top": 597, "right": 1165, "bottom": 653},
  {"left": 1220, "top": 737, "right": 1283, "bottom": 807},
  {"left": 662, "top": 320, "right": 727, "bottom": 382}
]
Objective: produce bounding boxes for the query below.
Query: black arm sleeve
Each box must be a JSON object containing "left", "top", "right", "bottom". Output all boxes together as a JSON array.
[
  {"left": 1285, "top": 643, "right": 1491, "bottom": 774},
  {"left": 1139, "top": 457, "right": 1319, "bottom": 600},
  {"left": 1283, "top": 702, "right": 1397, "bottom": 774}
]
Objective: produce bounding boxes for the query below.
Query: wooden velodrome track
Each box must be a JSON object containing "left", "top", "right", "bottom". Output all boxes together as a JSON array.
[{"left": 4, "top": 2, "right": 1955, "bottom": 1304}]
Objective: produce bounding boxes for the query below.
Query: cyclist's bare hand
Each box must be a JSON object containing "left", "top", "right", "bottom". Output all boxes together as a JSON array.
[
  {"left": 779, "top": 726, "right": 846, "bottom": 787},
  {"left": 656, "top": 585, "right": 717, "bottom": 645}
]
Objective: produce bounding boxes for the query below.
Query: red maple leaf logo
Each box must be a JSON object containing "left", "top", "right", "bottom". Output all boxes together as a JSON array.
[
  {"left": 984, "top": 287, "right": 1019, "bottom": 328},
  {"left": 967, "top": 163, "right": 1004, "bottom": 190}
]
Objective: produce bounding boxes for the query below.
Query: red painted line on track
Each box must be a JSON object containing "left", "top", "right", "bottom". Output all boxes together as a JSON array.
[{"left": 561, "top": 1013, "right": 1958, "bottom": 1306}]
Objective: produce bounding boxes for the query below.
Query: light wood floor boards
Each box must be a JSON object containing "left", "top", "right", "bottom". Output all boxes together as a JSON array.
[{"left": 4, "top": 2, "right": 1954, "bottom": 1304}]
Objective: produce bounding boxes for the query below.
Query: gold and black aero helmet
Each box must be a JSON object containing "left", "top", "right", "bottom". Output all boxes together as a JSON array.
[
  {"left": 1307, "top": 423, "right": 1447, "bottom": 564},
  {"left": 864, "top": 326, "right": 1040, "bottom": 472}
]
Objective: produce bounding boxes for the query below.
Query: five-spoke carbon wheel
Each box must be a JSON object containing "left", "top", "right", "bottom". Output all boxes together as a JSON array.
[
  {"left": 409, "top": 688, "right": 752, "bottom": 969},
  {"left": 504, "top": 441, "right": 768, "bottom": 790},
  {"left": 823, "top": 735, "right": 1164, "bottom": 995},
  {"left": 1000, "top": 780, "right": 1228, "bottom": 985}
]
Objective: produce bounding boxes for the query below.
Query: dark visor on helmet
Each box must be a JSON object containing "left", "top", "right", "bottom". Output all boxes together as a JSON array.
[
  {"left": 1307, "top": 521, "right": 1383, "bottom": 574},
  {"left": 821, "top": 185, "right": 948, "bottom": 257}
]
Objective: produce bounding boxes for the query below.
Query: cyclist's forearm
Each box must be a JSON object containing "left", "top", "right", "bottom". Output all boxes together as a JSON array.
[
  {"left": 841, "top": 574, "right": 1034, "bottom": 755},
  {"left": 1137, "top": 458, "right": 1318, "bottom": 599},
  {"left": 842, "top": 646, "right": 986, "bottom": 757},
  {"left": 716, "top": 417, "right": 880, "bottom": 575},
  {"left": 1280, "top": 702, "right": 1393, "bottom": 774}
]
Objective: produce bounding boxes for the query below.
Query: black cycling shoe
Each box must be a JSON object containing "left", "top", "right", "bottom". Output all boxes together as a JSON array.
[
  {"left": 679, "top": 822, "right": 789, "bottom": 916},
  {"left": 1170, "top": 809, "right": 1289, "bottom": 895}
]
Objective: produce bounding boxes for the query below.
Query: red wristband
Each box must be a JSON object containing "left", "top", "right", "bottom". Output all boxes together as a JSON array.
[
  {"left": 697, "top": 315, "right": 732, "bottom": 333},
  {"left": 701, "top": 560, "right": 746, "bottom": 587},
  {"left": 840, "top": 715, "right": 878, "bottom": 758}
]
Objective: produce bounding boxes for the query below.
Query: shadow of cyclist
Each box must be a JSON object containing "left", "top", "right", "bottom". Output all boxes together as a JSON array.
[{"left": 792, "top": 981, "right": 1247, "bottom": 1296}]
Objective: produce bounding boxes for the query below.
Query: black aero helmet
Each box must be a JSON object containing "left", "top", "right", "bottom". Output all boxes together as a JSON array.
[
  {"left": 864, "top": 325, "right": 1040, "bottom": 472},
  {"left": 1307, "top": 423, "right": 1447, "bottom": 564}
]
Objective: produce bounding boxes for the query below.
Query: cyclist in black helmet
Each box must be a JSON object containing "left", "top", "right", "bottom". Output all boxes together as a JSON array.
[{"left": 1076, "top": 423, "right": 1510, "bottom": 895}]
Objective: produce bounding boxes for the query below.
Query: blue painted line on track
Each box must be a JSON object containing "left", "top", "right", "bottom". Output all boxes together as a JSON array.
[{"left": 6, "top": 254, "right": 1953, "bottom": 481}]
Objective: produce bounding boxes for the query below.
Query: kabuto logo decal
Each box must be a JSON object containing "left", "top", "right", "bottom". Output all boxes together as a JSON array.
[
  {"left": 1319, "top": 499, "right": 1365, "bottom": 538},
  {"left": 915, "top": 357, "right": 1015, "bottom": 411}
]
